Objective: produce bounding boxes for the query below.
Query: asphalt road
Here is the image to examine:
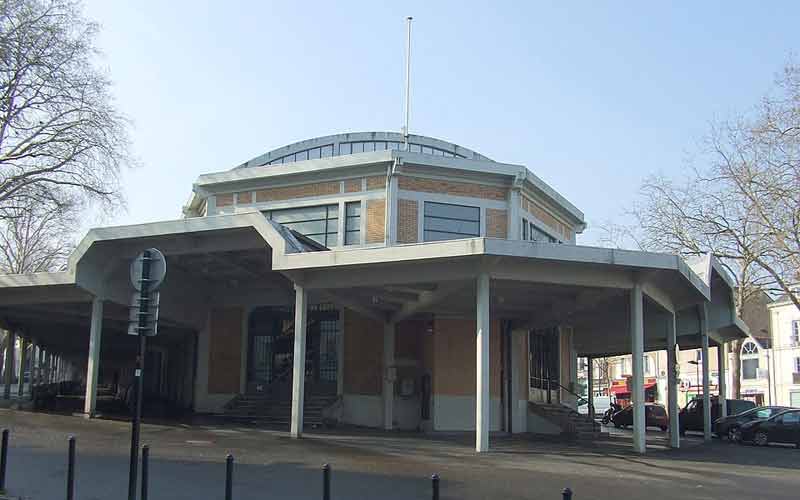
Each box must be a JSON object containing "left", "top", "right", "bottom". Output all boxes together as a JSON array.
[{"left": 1, "top": 409, "right": 799, "bottom": 500}]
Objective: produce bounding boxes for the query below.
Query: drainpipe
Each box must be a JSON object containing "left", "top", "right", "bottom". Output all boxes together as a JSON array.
[{"left": 384, "top": 158, "right": 399, "bottom": 246}]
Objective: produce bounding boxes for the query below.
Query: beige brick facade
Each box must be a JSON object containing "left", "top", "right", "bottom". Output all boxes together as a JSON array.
[
  {"left": 343, "top": 178, "right": 362, "bottom": 193},
  {"left": 215, "top": 193, "right": 234, "bottom": 208},
  {"left": 431, "top": 318, "right": 502, "bottom": 397},
  {"left": 397, "top": 199, "right": 419, "bottom": 243},
  {"left": 365, "top": 199, "right": 386, "bottom": 243},
  {"left": 207, "top": 307, "right": 243, "bottom": 394},
  {"left": 343, "top": 309, "right": 383, "bottom": 395},
  {"left": 366, "top": 175, "right": 386, "bottom": 191},
  {"left": 521, "top": 195, "right": 570, "bottom": 239},
  {"left": 255, "top": 181, "right": 341, "bottom": 203},
  {"left": 236, "top": 191, "right": 253, "bottom": 204},
  {"left": 486, "top": 208, "right": 508, "bottom": 238},
  {"left": 398, "top": 176, "right": 507, "bottom": 201}
]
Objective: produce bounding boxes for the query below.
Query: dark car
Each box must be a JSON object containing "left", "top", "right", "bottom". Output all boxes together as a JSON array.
[
  {"left": 715, "top": 406, "right": 789, "bottom": 441},
  {"left": 739, "top": 409, "right": 800, "bottom": 448},
  {"left": 611, "top": 403, "right": 669, "bottom": 431},
  {"left": 679, "top": 396, "right": 755, "bottom": 435}
]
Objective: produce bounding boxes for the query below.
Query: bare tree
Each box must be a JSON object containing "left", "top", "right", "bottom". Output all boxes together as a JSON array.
[
  {"left": 0, "top": 0, "right": 130, "bottom": 220},
  {"left": 600, "top": 61, "right": 800, "bottom": 397},
  {"left": 0, "top": 196, "right": 76, "bottom": 273}
]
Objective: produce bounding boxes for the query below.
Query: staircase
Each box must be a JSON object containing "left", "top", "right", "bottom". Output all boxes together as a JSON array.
[
  {"left": 218, "top": 393, "right": 337, "bottom": 428},
  {"left": 529, "top": 402, "right": 606, "bottom": 440}
]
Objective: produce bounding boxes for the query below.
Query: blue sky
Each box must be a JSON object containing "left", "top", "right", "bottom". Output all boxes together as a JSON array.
[{"left": 83, "top": 1, "right": 798, "bottom": 244}]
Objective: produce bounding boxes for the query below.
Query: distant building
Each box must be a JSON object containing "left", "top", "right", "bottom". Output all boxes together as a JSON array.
[{"left": 767, "top": 295, "right": 800, "bottom": 407}]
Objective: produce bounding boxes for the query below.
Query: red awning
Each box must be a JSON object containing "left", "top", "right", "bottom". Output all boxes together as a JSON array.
[{"left": 609, "top": 381, "right": 657, "bottom": 396}]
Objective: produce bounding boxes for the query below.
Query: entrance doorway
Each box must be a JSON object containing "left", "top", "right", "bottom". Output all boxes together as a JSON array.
[
  {"left": 246, "top": 305, "right": 340, "bottom": 397},
  {"left": 529, "top": 328, "right": 560, "bottom": 404}
]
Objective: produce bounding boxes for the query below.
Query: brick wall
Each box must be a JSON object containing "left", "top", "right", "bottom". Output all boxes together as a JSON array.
[
  {"left": 432, "top": 318, "right": 502, "bottom": 397},
  {"left": 486, "top": 208, "right": 508, "bottom": 238},
  {"left": 215, "top": 193, "right": 234, "bottom": 208},
  {"left": 343, "top": 309, "right": 383, "bottom": 395},
  {"left": 366, "top": 199, "right": 386, "bottom": 243},
  {"left": 397, "top": 199, "right": 419, "bottom": 243},
  {"left": 343, "top": 178, "right": 361, "bottom": 193},
  {"left": 207, "top": 307, "right": 243, "bottom": 394},
  {"left": 255, "top": 181, "right": 341, "bottom": 203},
  {"left": 521, "top": 194, "right": 571, "bottom": 239},
  {"left": 398, "top": 176, "right": 507, "bottom": 201},
  {"left": 366, "top": 175, "right": 386, "bottom": 190}
]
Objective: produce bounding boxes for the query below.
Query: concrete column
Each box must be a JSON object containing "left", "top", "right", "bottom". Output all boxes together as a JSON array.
[
  {"left": 509, "top": 328, "right": 527, "bottom": 433},
  {"left": 587, "top": 356, "right": 595, "bottom": 422},
  {"left": 507, "top": 188, "right": 521, "bottom": 239},
  {"left": 384, "top": 170, "right": 398, "bottom": 246},
  {"left": 718, "top": 342, "right": 727, "bottom": 418},
  {"left": 17, "top": 338, "right": 28, "bottom": 397},
  {"left": 667, "top": 313, "right": 680, "bottom": 449},
  {"left": 84, "top": 297, "right": 104, "bottom": 416},
  {"left": 382, "top": 322, "right": 396, "bottom": 430},
  {"left": 290, "top": 284, "right": 308, "bottom": 438},
  {"left": 701, "top": 305, "right": 711, "bottom": 442},
  {"left": 3, "top": 331, "right": 16, "bottom": 399},
  {"left": 475, "top": 272, "right": 490, "bottom": 453},
  {"left": 630, "top": 283, "right": 646, "bottom": 454}
]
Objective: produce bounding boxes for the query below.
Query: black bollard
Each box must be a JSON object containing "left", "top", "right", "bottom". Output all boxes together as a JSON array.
[
  {"left": 0, "top": 429, "right": 8, "bottom": 493},
  {"left": 67, "top": 436, "right": 76, "bottom": 500},
  {"left": 225, "top": 454, "right": 233, "bottom": 500},
  {"left": 431, "top": 474, "right": 440, "bottom": 500},
  {"left": 562, "top": 487, "right": 573, "bottom": 500},
  {"left": 141, "top": 445, "right": 149, "bottom": 500},
  {"left": 322, "top": 464, "right": 331, "bottom": 500}
]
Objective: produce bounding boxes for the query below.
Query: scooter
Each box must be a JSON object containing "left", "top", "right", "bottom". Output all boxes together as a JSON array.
[{"left": 601, "top": 403, "right": 623, "bottom": 425}]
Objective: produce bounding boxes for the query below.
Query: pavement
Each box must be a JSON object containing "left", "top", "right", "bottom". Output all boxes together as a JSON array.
[{"left": 1, "top": 409, "right": 799, "bottom": 500}]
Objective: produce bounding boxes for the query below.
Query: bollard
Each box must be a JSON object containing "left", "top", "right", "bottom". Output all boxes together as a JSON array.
[
  {"left": 67, "top": 436, "right": 76, "bottom": 500},
  {"left": 431, "top": 474, "right": 440, "bottom": 500},
  {"left": 562, "top": 487, "right": 573, "bottom": 500},
  {"left": 225, "top": 454, "right": 233, "bottom": 500},
  {"left": 141, "top": 445, "right": 149, "bottom": 500},
  {"left": 0, "top": 429, "right": 8, "bottom": 493},
  {"left": 322, "top": 464, "right": 331, "bottom": 500}
]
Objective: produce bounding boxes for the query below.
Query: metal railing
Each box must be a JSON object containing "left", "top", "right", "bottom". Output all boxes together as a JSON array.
[
  {"left": 0, "top": 428, "right": 577, "bottom": 499},
  {"left": 530, "top": 376, "right": 589, "bottom": 407}
]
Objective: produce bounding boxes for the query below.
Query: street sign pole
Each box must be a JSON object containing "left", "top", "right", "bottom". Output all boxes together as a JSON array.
[{"left": 126, "top": 249, "right": 165, "bottom": 500}]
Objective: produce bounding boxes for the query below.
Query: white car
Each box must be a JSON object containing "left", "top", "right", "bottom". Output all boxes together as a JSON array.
[{"left": 578, "top": 395, "right": 613, "bottom": 420}]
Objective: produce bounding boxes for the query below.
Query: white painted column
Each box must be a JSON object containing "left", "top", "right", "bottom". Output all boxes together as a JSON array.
[
  {"left": 84, "top": 297, "right": 104, "bottom": 416},
  {"left": 667, "top": 313, "right": 680, "bottom": 449},
  {"left": 384, "top": 168, "right": 398, "bottom": 246},
  {"left": 29, "top": 343, "right": 38, "bottom": 401},
  {"left": 701, "top": 305, "right": 711, "bottom": 442},
  {"left": 3, "top": 331, "right": 16, "bottom": 399},
  {"left": 718, "top": 342, "right": 727, "bottom": 418},
  {"left": 507, "top": 188, "right": 521, "bottom": 239},
  {"left": 630, "top": 283, "right": 646, "bottom": 454},
  {"left": 383, "top": 322, "right": 396, "bottom": 430},
  {"left": 290, "top": 284, "right": 308, "bottom": 438},
  {"left": 17, "top": 339, "right": 27, "bottom": 397},
  {"left": 476, "top": 272, "right": 490, "bottom": 453},
  {"left": 587, "top": 356, "right": 595, "bottom": 422}
]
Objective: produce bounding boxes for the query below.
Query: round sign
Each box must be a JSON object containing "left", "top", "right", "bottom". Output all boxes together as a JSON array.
[{"left": 130, "top": 248, "right": 167, "bottom": 292}]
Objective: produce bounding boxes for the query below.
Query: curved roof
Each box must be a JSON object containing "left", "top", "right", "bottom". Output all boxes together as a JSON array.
[{"left": 235, "top": 131, "right": 492, "bottom": 169}]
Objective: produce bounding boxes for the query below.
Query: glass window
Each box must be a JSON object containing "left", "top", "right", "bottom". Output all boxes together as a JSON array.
[
  {"left": 344, "top": 201, "right": 361, "bottom": 246},
  {"left": 422, "top": 146, "right": 433, "bottom": 155},
  {"left": 779, "top": 411, "right": 800, "bottom": 425},
  {"left": 791, "top": 320, "right": 800, "bottom": 346},
  {"left": 308, "top": 147, "right": 321, "bottom": 160},
  {"left": 351, "top": 142, "right": 364, "bottom": 154},
  {"left": 742, "top": 341, "right": 758, "bottom": 355},
  {"left": 267, "top": 204, "right": 338, "bottom": 247},
  {"left": 339, "top": 142, "right": 352, "bottom": 155},
  {"left": 521, "top": 218, "right": 528, "bottom": 240},
  {"left": 388, "top": 141, "right": 401, "bottom": 150},
  {"left": 423, "top": 202, "right": 480, "bottom": 242},
  {"left": 295, "top": 150, "right": 308, "bottom": 161},
  {"left": 321, "top": 144, "right": 334, "bottom": 158},
  {"left": 409, "top": 143, "right": 422, "bottom": 153},
  {"left": 794, "top": 357, "right": 800, "bottom": 374},
  {"left": 742, "top": 358, "right": 759, "bottom": 380}
]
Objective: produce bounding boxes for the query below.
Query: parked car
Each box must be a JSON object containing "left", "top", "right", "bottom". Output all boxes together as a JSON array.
[
  {"left": 715, "top": 406, "right": 789, "bottom": 441},
  {"left": 578, "top": 395, "right": 612, "bottom": 420},
  {"left": 680, "top": 396, "right": 755, "bottom": 435},
  {"left": 739, "top": 409, "right": 800, "bottom": 448},
  {"left": 611, "top": 403, "right": 669, "bottom": 431}
]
